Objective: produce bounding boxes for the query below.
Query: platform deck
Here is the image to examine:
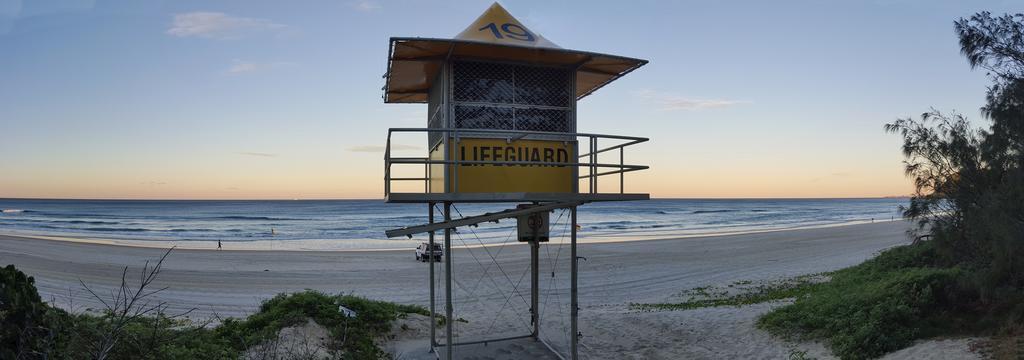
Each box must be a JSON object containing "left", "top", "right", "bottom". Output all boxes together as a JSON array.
[{"left": 384, "top": 192, "right": 649, "bottom": 203}]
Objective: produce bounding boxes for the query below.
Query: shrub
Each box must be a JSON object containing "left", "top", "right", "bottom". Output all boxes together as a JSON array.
[
  {"left": 888, "top": 10, "right": 1024, "bottom": 307},
  {"left": 0, "top": 264, "right": 50, "bottom": 359},
  {"left": 758, "top": 243, "right": 977, "bottom": 360},
  {"left": 217, "top": 290, "right": 429, "bottom": 359},
  {"left": 1, "top": 262, "right": 428, "bottom": 360}
]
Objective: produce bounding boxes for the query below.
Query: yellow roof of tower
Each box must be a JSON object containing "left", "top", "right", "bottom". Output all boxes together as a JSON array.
[{"left": 383, "top": 2, "right": 647, "bottom": 103}]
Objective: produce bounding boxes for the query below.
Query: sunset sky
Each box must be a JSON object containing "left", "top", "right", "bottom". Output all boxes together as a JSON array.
[{"left": 0, "top": 0, "right": 1017, "bottom": 200}]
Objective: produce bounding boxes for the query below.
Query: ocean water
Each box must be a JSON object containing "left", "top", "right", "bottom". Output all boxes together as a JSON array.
[{"left": 0, "top": 198, "right": 907, "bottom": 250}]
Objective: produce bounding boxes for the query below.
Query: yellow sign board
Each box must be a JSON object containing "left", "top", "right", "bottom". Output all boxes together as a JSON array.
[{"left": 430, "top": 138, "right": 575, "bottom": 193}]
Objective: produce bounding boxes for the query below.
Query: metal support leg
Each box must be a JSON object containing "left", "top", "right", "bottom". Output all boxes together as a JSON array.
[
  {"left": 570, "top": 206, "right": 579, "bottom": 360},
  {"left": 444, "top": 202, "right": 453, "bottom": 360},
  {"left": 531, "top": 237, "right": 540, "bottom": 340},
  {"left": 428, "top": 203, "right": 436, "bottom": 350}
]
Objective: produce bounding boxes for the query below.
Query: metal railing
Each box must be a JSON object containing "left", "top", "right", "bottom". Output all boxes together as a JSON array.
[{"left": 384, "top": 128, "right": 649, "bottom": 196}]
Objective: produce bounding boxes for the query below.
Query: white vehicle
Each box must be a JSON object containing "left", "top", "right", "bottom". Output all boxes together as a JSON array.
[{"left": 415, "top": 242, "right": 443, "bottom": 262}]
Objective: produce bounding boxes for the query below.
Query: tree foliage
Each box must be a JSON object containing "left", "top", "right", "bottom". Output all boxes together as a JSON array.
[
  {"left": 887, "top": 11, "right": 1024, "bottom": 304},
  {"left": 0, "top": 265, "right": 51, "bottom": 359}
]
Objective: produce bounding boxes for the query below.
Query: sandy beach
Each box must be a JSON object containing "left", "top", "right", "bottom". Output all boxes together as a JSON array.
[{"left": 0, "top": 221, "right": 981, "bottom": 359}]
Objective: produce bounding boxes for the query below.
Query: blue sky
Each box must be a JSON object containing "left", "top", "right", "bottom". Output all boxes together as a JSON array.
[{"left": 0, "top": 0, "right": 1018, "bottom": 199}]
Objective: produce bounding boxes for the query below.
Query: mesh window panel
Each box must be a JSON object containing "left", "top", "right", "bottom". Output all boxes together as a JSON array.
[
  {"left": 453, "top": 105, "right": 513, "bottom": 130},
  {"left": 515, "top": 108, "right": 570, "bottom": 132},
  {"left": 514, "top": 65, "right": 572, "bottom": 107},
  {"left": 427, "top": 73, "right": 445, "bottom": 148},
  {"left": 451, "top": 60, "right": 573, "bottom": 136},
  {"left": 453, "top": 62, "right": 513, "bottom": 104}
]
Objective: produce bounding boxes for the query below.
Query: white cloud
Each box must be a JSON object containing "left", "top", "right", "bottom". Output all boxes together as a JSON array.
[
  {"left": 347, "top": 144, "right": 419, "bottom": 153},
  {"left": 228, "top": 62, "right": 260, "bottom": 73},
  {"left": 167, "top": 12, "right": 286, "bottom": 39},
  {"left": 635, "top": 89, "right": 747, "bottom": 111},
  {"left": 352, "top": 1, "right": 381, "bottom": 12},
  {"left": 660, "top": 97, "right": 744, "bottom": 110}
]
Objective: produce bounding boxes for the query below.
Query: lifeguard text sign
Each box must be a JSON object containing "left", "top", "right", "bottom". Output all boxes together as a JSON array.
[{"left": 430, "top": 138, "right": 575, "bottom": 193}]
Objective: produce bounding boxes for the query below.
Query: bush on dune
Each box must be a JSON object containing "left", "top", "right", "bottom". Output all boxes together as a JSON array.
[
  {"left": 0, "top": 262, "right": 426, "bottom": 360},
  {"left": 0, "top": 264, "right": 51, "bottom": 359},
  {"left": 218, "top": 290, "right": 429, "bottom": 359},
  {"left": 758, "top": 243, "right": 978, "bottom": 360}
]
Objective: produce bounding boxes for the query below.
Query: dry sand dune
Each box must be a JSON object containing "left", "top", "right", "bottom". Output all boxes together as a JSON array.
[{"left": 0, "top": 221, "right": 982, "bottom": 359}]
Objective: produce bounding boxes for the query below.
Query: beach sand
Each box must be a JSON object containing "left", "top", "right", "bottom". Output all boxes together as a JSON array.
[{"left": 0, "top": 221, "right": 981, "bottom": 359}]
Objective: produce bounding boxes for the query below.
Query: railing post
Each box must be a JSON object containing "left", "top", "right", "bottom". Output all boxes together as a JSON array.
[
  {"left": 620, "top": 146, "right": 624, "bottom": 194},
  {"left": 590, "top": 136, "right": 597, "bottom": 194},
  {"left": 384, "top": 131, "right": 392, "bottom": 197},
  {"left": 385, "top": 129, "right": 648, "bottom": 197},
  {"left": 586, "top": 136, "right": 591, "bottom": 194}
]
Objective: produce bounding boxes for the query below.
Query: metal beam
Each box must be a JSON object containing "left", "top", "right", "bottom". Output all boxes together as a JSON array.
[
  {"left": 436, "top": 333, "right": 534, "bottom": 348},
  {"left": 388, "top": 127, "right": 649, "bottom": 142},
  {"left": 444, "top": 203, "right": 453, "bottom": 360},
  {"left": 570, "top": 206, "right": 579, "bottom": 360},
  {"left": 385, "top": 90, "right": 430, "bottom": 95},
  {"left": 531, "top": 237, "right": 540, "bottom": 340},
  {"left": 384, "top": 201, "right": 582, "bottom": 238},
  {"left": 540, "top": 338, "right": 570, "bottom": 360},
  {"left": 385, "top": 192, "right": 647, "bottom": 204},
  {"left": 428, "top": 203, "right": 436, "bottom": 350}
]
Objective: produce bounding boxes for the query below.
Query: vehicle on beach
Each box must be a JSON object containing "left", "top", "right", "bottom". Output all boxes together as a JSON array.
[{"left": 415, "top": 242, "right": 443, "bottom": 262}]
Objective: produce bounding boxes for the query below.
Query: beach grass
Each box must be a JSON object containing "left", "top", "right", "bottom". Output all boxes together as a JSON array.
[{"left": 628, "top": 274, "right": 825, "bottom": 311}]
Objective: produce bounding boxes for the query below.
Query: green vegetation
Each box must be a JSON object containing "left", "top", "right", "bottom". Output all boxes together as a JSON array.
[
  {"left": 631, "top": 14, "right": 1024, "bottom": 355},
  {"left": 629, "top": 275, "right": 824, "bottom": 311},
  {"left": 787, "top": 347, "right": 817, "bottom": 360},
  {"left": 0, "top": 263, "right": 429, "bottom": 359},
  {"left": 758, "top": 11, "right": 1024, "bottom": 360},
  {"left": 217, "top": 290, "right": 429, "bottom": 359},
  {"left": 882, "top": 11, "right": 1024, "bottom": 326},
  {"left": 1, "top": 264, "right": 52, "bottom": 359},
  {"left": 632, "top": 242, "right": 1007, "bottom": 359},
  {"left": 757, "top": 242, "right": 984, "bottom": 360}
]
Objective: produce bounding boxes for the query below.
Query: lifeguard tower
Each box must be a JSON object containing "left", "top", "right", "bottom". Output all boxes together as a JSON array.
[{"left": 382, "top": 3, "right": 648, "bottom": 359}]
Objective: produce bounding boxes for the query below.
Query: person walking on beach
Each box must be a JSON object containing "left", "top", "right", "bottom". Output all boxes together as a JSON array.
[{"left": 217, "top": 240, "right": 222, "bottom": 250}]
